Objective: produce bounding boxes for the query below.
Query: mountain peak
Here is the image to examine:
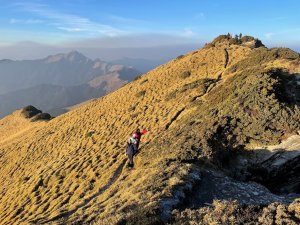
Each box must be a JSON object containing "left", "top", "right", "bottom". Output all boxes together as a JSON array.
[
  {"left": 44, "top": 51, "right": 89, "bottom": 63},
  {"left": 0, "top": 59, "right": 13, "bottom": 63},
  {"left": 66, "top": 50, "right": 87, "bottom": 61},
  {"left": 205, "top": 33, "right": 265, "bottom": 48}
]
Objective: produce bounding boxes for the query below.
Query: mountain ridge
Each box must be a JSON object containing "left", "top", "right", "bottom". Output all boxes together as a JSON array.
[{"left": 0, "top": 35, "right": 300, "bottom": 224}]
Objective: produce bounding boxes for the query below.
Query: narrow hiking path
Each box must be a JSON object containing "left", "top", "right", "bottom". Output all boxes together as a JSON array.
[
  {"left": 192, "top": 49, "right": 230, "bottom": 103},
  {"left": 224, "top": 48, "right": 229, "bottom": 68},
  {"left": 34, "top": 158, "right": 127, "bottom": 224}
]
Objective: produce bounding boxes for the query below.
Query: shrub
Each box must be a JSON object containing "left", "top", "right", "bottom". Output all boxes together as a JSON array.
[
  {"left": 228, "top": 48, "right": 299, "bottom": 74},
  {"left": 165, "top": 90, "right": 178, "bottom": 100},
  {"left": 240, "top": 35, "right": 255, "bottom": 43},
  {"left": 276, "top": 48, "right": 300, "bottom": 60},
  {"left": 181, "top": 78, "right": 214, "bottom": 93},
  {"left": 165, "top": 79, "right": 215, "bottom": 101},
  {"left": 31, "top": 113, "right": 51, "bottom": 122},
  {"left": 171, "top": 200, "right": 263, "bottom": 225},
  {"left": 204, "top": 43, "right": 215, "bottom": 48},
  {"left": 211, "top": 34, "right": 231, "bottom": 44},
  {"left": 209, "top": 34, "right": 265, "bottom": 48},
  {"left": 85, "top": 130, "right": 95, "bottom": 138},
  {"left": 21, "top": 105, "right": 42, "bottom": 118},
  {"left": 179, "top": 71, "right": 191, "bottom": 79},
  {"left": 128, "top": 105, "right": 136, "bottom": 112},
  {"left": 120, "top": 206, "right": 164, "bottom": 225},
  {"left": 134, "top": 74, "right": 143, "bottom": 81},
  {"left": 140, "top": 79, "right": 148, "bottom": 85},
  {"left": 176, "top": 55, "right": 184, "bottom": 60},
  {"left": 136, "top": 90, "right": 146, "bottom": 98}
]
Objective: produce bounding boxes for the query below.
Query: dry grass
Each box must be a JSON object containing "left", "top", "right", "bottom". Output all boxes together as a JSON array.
[{"left": 0, "top": 39, "right": 299, "bottom": 224}]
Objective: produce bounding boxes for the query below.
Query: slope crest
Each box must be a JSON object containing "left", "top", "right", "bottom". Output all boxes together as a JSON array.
[{"left": 0, "top": 38, "right": 300, "bottom": 224}]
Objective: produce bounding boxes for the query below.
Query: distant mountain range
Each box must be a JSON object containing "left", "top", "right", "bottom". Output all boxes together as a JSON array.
[{"left": 0, "top": 51, "right": 140, "bottom": 117}]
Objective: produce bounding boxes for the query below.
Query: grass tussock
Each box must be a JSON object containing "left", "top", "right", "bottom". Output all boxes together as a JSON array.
[
  {"left": 166, "top": 78, "right": 215, "bottom": 100},
  {"left": 0, "top": 36, "right": 299, "bottom": 225},
  {"left": 179, "top": 71, "right": 191, "bottom": 79},
  {"left": 136, "top": 90, "right": 146, "bottom": 98}
]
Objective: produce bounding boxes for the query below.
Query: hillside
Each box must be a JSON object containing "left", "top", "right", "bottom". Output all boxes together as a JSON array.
[
  {"left": 0, "top": 35, "right": 300, "bottom": 225},
  {"left": 0, "top": 106, "right": 49, "bottom": 145},
  {"left": 0, "top": 51, "right": 140, "bottom": 117}
]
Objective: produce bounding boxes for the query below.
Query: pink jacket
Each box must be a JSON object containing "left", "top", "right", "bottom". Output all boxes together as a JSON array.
[{"left": 133, "top": 129, "right": 148, "bottom": 143}]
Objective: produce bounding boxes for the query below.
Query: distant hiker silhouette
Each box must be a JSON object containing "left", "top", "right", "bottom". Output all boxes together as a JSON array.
[{"left": 125, "top": 128, "right": 148, "bottom": 168}]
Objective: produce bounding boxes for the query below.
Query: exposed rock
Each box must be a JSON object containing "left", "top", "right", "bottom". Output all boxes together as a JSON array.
[
  {"left": 21, "top": 105, "right": 42, "bottom": 118},
  {"left": 179, "top": 169, "right": 297, "bottom": 209},
  {"left": 20, "top": 105, "right": 52, "bottom": 122},
  {"left": 232, "top": 135, "right": 300, "bottom": 194},
  {"left": 30, "top": 113, "right": 52, "bottom": 122}
]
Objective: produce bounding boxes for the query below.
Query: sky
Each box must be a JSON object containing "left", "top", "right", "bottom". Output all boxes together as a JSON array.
[{"left": 0, "top": 0, "right": 299, "bottom": 60}]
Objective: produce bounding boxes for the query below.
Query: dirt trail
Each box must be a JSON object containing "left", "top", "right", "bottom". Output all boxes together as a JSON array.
[{"left": 224, "top": 48, "right": 229, "bottom": 68}]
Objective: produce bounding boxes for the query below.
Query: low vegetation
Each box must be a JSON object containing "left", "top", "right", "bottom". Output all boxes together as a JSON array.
[
  {"left": 21, "top": 105, "right": 42, "bottom": 118},
  {"left": 171, "top": 200, "right": 300, "bottom": 225},
  {"left": 206, "top": 33, "right": 265, "bottom": 49},
  {"left": 0, "top": 35, "right": 299, "bottom": 225},
  {"left": 31, "top": 113, "right": 52, "bottom": 122},
  {"left": 179, "top": 71, "right": 191, "bottom": 79},
  {"left": 166, "top": 78, "right": 215, "bottom": 100},
  {"left": 136, "top": 90, "right": 146, "bottom": 97}
]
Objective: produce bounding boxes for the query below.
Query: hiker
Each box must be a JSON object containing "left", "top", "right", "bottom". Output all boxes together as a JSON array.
[
  {"left": 132, "top": 128, "right": 148, "bottom": 150},
  {"left": 125, "top": 128, "right": 148, "bottom": 168},
  {"left": 126, "top": 135, "right": 138, "bottom": 168}
]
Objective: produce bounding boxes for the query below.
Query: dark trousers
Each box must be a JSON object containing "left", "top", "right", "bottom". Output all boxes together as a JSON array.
[
  {"left": 126, "top": 144, "right": 135, "bottom": 167},
  {"left": 127, "top": 153, "right": 134, "bottom": 167}
]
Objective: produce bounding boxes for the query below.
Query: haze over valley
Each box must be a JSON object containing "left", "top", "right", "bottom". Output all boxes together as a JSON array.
[{"left": 0, "top": 51, "right": 142, "bottom": 117}]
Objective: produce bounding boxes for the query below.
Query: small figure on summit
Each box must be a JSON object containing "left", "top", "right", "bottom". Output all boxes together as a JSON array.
[{"left": 125, "top": 128, "right": 148, "bottom": 168}]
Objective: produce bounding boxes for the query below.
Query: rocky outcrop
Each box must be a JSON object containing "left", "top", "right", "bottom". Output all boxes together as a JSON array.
[
  {"left": 21, "top": 105, "right": 42, "bottom": 118},
  {"left": 233, "top": 135, "right": 300, "bottom": 194},
  {"left": 21, "top": 105, "right": 52, "bottom": 122}
]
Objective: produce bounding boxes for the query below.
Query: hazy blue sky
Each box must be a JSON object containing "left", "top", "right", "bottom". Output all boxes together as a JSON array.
[{"left": 0, "top": 0, "right": 299, "bottom": 59}]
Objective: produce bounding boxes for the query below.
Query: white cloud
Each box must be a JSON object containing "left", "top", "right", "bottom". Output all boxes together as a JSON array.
[
  {"left": 62, "top": 33, "right": 200, "bottom": 48},
  {"left": 181, "top": 28, "right": 196, "bottom": 37},
  {"left": 108, "top": 15, "right": 148, "bottom": 25},
  {"left": 12, "top": 2, "right": 124, "bottom": 37},
  {"left": 57, "top": 27, "right": 88, "bottom": 32},
  {"left": 9, "top": 18, "right": 44, "bottom": 24}
]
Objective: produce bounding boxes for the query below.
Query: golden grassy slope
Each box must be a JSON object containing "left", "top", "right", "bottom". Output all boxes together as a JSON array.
[
  {"left": 0, "top": 109, "right": 46, "bottom": 145},
  {"left": 0, "top": 40, "right": 299, "bottom": 224}
]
